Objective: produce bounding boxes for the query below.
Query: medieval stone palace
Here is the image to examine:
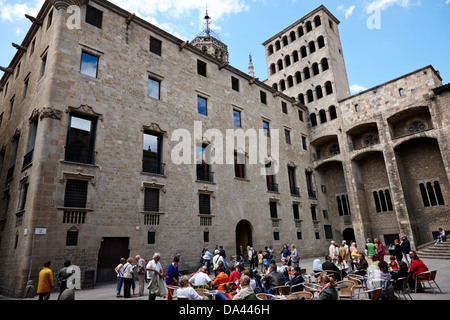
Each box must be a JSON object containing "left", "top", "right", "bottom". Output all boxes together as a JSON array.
[{"left": 0, "top": 0, "right": 448, "bottom": 297}]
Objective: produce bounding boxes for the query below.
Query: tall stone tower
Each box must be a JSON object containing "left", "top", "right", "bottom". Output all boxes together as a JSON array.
[
  {"left": 191, "top": 9, "right": 229, "bottom": 64},
  {"left": 262, "top": 5, "right": 350, "bottom": 115}
]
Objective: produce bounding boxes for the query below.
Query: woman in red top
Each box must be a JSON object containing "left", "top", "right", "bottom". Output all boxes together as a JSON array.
[
  {"left": 375, "top": 238, "right": 386, "bottom": 261},
  {"left": 408, "top": 251, "right": 429, "bottom": 292}
]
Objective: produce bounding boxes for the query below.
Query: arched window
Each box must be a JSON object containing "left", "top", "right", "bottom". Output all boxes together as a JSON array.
[
  {"left": 316, "top": 86, "right": 323, "bottom": 99},
  {"left": 306, "top": 21, "right": 312, "bottom": 32},
  {"left": 268, "top": 45, "right": 274, "bottom": 55},
  {"left": 282, "top": 36, "right": 288, "bottom": 47},
  {"left": 300, "top": 46, "right": 307, "bottom": 58},
  {"left": 272, "top": 83, "right": 278, "bottom": 91},
  {"left": 309, "top": 41, "right": 316, "bottom": 54},
  {"left": 298, "top": 26, "right": 304, "bottom": 38},
  {"left": 312, "top": 63, "right": 319, "bottom": 76},
  {"left": 280, "top": 80, "right": 286, "bottom": 91},
  {"left": 270, "top": 64, "right": 276, "bottom": 75},
  {"left": 314, "top": 16, "right": 321, "bottom": 27},
  {"left": 275, "top": 41, "right": 281, "bottom": 51},
  {"left": 319, "top": 109, "right": 327, "bottom": 123},
  {"left": 285, "top": 55, "right": 291, "bottom": 67},
  {"left": 310, "top": 113, "right": 317, "bottom": 127},
  {"left": 290, "top": 31, "right": 296, "bottom": 42},
  {"left": 295, "top": 71, "right": 302, "bottom": 84},
  {"left": 277, "top": 59, "right": 283, "bottom": 71},
  {"left": 321, "top": 58, "right": 329, "bottom": 71},
  {"left": 329, "top": 105, "right": 337, "bottom": 120},
  {"left": 318, "top": 36, "right": 325, "bottom": 49},
  {"left": 298, "top": 93, "right": 305, "bottom": 105},
  {"left": 306, "top": 90, "right": 314, "bottom": 103},
  {"left": 434, "top": 181, "right": 445, "bottom": 205},
  {"left": 325, "top": 81, "right": 333, "bottom": 95},
  {"left": 293, "top": 51, "right": 299, "bottom": 62},
  {"left": 303, "top": 67, "right": 311, "bottom": 80},
  {"left": 287, "top": 76, "right": 294, "bottom": 88},
  {"left": 399, "top": 88, "right": 404, "bottom": 96}
]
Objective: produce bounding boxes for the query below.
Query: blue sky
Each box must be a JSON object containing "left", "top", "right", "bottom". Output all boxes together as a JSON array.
[{"left": 1, "top": 0, "right": 449, "bottom": 93}]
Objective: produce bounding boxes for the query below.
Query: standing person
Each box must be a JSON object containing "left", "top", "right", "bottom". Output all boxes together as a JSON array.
[
  {"left": 268, "top": 246, "right": 274, "bottom": 261},
  {"left": 375, "top": 238, "right": 386, "bottom": 261},
  {"left": 400, "top": 235, "right": 411, "bottom": 266},
  {"left": 212, "top": 250, "right": 223, "bottom": 277},
  {"left": 203, "top": 248, "right": 212, "bottom": 275},
  {"left": 238, "top": 245, "right": 245, "bottom": 263},
  {"left": 219, "top": 246, "right": 228, "bottom": 273},
  {"left": 122, "top": 257, "right": 134, "bottom": 298},
  {"left": 350, "top": 242, "right": 359, "bottom": 262},
  {"left": 37, "top": 261, "right": 54, "bottom": 301},
  {"left": 365, "top": 238, "right": 376, "bottom": 264},
  {"left": 258, "top": 250, "right": 264, "bottom": 272},
  {"left": 251, "top": 248, "right": 258, "bottom": 270},
  {"left": 166, "top": 256, "right": 180, "bottom": 300},
  {"left": 135, "top": 255, "right": 146, "bottom": 296},
  {"left": 329, "top": 241, "right": 337, "bottom": 263},
  {"left": 290, "top": 244, "right": 299, "bottom": 268},
  {"left": 339, "top": 241, "right": 348, "bottom": 262},
  {"left": 248, "top": 248, "right": 254, "bottom": 269},
  {"left": 280, "top": 244, "right": 291, "bottom": 265},
  {"left": 146, "top": 253, "right": 164, "bottom": 300},
  {"left": 393, "top": 239, "right": 403, "bottom": 264},
  {"left": 435, "top": 228, "right": 446, "bottom": 245},
  {"left": 57, "top": 260, "right": 75, "bottom": 300},
  {"left": 115, "top": 258, "right": 125, "bottom": 297}
]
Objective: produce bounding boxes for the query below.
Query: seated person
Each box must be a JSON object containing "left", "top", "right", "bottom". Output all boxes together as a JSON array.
[
  {"left": 389, "top": 255, "right": 399, "bottom": 272},
  {"left": 212, "top": 267, "right": 229, "bottom": 292},
  {"left": 215, "top": 275, "right": 257, "bottom": 300},
  {"left": 177, "top": 276, "right": 204, "bottom": 300},
  {"left": 312, "top": 272, "right": 338, "bottom": 300},
  {"left": 322, "top": 255, "right": 341, "bottom": 281},
  {"left": 391, "top": 261, "right": 409, "bottom": 291},
  {"left": 287, "top": 267, "right": 305, "bottom": 292},
  {"left": 263, "top": 264, "right": 284, "bottom": 294},
  {"left": 189, "top": 267, "right": 212, "bottom": 289}
]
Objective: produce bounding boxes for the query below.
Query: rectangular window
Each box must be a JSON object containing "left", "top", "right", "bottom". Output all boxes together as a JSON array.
[
  {"left": 288, "top": 166, "right": 299, "bottom": 195},
  {"left": 9, "top": 96, "right": 15, "bottom": 119},
  {"left": 144, "top": 188, "right": 160, "bottom": 212},
  {"left": 310, "top": 206, "right": 317, "bottom": 221},
  {"left": 269, "top": 201, "right": 278, "bottom": 219},
  {"left": 282, "top": 102, "right": 288, "bottom": 114},
  {"left": 302, "top": 136, "right": 307, "bottom": 150},
  {"left": 306, "top": 171, "right": 316, "bottom": 198},
  {"left": 24, "top": 75, "right": 30, "bottom": 98},
  {"left": 231, "top": 76, "right": 239, "bottom": 91},
  {"left": 233, "top": 109, "right": 241, "bottom": 127},
  {"left": 199, "top": 194, "right": 211, "bottom": 215},
  {"left": 65, "top": 114, "right": 97, "bottom": 164},
  {"left": 148, "top": 77, "right": 161, "bottom": 100},
  {"left": 197, "top": 96, "right": 207, "bottom": 116},
  {"left": 293, "top": 203, "right": 300, "bottom": 220},
  {"left": 148, "top": 231, "right": 156, "bottom": 244},
  {"left": 85, "top": 5, "right": 103, "bottom": 29},
  {"left": 285, "top": 129, "right": 291, "bottom": 145},
  {"left": 260, "top": 91, "right": 267, "bottom": 104},
  {"left": 263, "top": 121, "right": 270, "bottom": 137},
  {"left": 47, "top": 10, "right": 53, "bottom": 30},
  {"left": 66, "top": 230, "right": 78, "bottom": 246},
  {"left": 143, "top": 132, "right": 163, "bottom": 174},
  {"left": 273, "top": 231, "right": 280, "bottom": 241},
  {"left": 203, "top": 230, "right": 210, "bottom": 243},
  {"left": 23, "top": 118, "right": 38, "bottom": 168},
  {"left": 324, "top": 225, "right": 333, "bottom": 239},
  {"left": 197, "top": 60, "right": 207, "bottom": 77},
  {"left": 41, "top": 54, "right": 47, "bottom": 78},
  {"left": 80, "top": 52, "right": 99, "bottom": 78},
  {"left": 298, "top": 110, "right": 304, "bottom": 122},
  {"left": 16, "top": 63, "right": 20, "bottom": 79},
  {"left": 297, "top": 232, "right": 302, "bottom": 240},
  {"left": 266, "top": 162, "right": 278, "bottom": 192},
  {"left": 150, "top": 37, "right": 162, "bottom": 56},
  {"left": 64, "top": 179, "right": 88, "bottom": 208},
  {"left": 196, "top": 145, "right": 213, "bottom": 182},
  {"left": 234, "top": 152, "right": 246, "bottom": 179},
  {"left": 20, "top": 183, "right": 29, "bottom": 211}
]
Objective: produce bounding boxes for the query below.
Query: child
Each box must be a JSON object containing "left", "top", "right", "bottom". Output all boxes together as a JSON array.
[{"left": 389, "top": 255, "right": 399, "bottom": 271}]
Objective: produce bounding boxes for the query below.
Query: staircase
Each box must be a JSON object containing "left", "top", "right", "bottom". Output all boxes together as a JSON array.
[{"left": 417, "top": 241, "right": 450, "bottom": 260}]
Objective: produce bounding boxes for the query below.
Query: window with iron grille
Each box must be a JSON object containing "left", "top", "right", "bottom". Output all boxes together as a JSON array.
[
  {"left": 199, "top": 194, "right": 211, "bottom": 215},
  {"left": 148, "top": 231, "right": 156, "bottom": 244},
  {"left": 144, "top": 188, "right": 159, "bottom": 212},
  {"left": 273, "top": 231, "right": 280, "bottom": 241},
  {"left": 269, "top": 201, "right": 278, "bottom": 219},
  {"left": 324, "top": 225, "right": 333, "bottom": 239},
  {"left": 66, "top": 230, "right": 79, "bottom": 246},
  {"left": 150, "top": 37, "right": 162, "bottom": 56},
  {"left": 203, "top": 230, "right": 209, "bottom": 243},
  {"left": 64, "top": 179, "right": 88, "bottom": 208},
  {"left": 85, "top": 5, "right": 103, "bottom": 29},
  {"left": 231, "top": 76, "right": 239, "bottom": 92},
  {"left": 297, "top": 232, "right": 302, "bottom": 240}
]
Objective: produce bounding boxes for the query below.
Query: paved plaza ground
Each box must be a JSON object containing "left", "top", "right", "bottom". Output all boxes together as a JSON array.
[{"left": 2, "top": 256, "right": 448, "bottom": 301}]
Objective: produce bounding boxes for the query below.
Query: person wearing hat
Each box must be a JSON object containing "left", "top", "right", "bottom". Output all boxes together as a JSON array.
[{"left": 212, "top": 249, "right": 223, "bottom": 277}]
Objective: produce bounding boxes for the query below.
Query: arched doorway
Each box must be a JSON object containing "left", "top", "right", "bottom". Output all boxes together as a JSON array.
[
  {"left": 235, "top": 220, "right": 253, "bottom": 258},
  {"left": 343, "top": 228, "right": 355, "bottom": 245}
]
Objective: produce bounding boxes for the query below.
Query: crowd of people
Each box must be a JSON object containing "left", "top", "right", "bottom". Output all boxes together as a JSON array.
[{"left": 35, "top": 232, "right": 441, "bottom": 300}]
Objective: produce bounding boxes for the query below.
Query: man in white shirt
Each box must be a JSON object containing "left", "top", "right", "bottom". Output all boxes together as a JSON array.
[
  {"left": 146, "top": 252, "right": 163, "bottom": 300},
  {"left": 189, "top": 268, "right": 212, "bottom": 287}
]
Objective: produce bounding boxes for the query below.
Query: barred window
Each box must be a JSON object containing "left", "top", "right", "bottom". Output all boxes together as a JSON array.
[
  {"left": 64, "top": 179, "right": 88, "bottom": 208},
  {"left": 148, "top": 231, "right": 156, "bottom": 244},
  {"left": 144, "top": 188, "right": 159, "bottom": 212},
  {"left": 269, "top": 201, "right": 278, "bottom": 219},
  {"left": 85, "top": 5, "right": 103, "bottom": 29},
  {"left": 150, "top": 37, "right": 162, "bottom": 56},
  {"left": 199, "top": 194, "right": 211, "bottom": 215},
  {"left": 66, "top": 230, "right": 79, "bottom": 246}
]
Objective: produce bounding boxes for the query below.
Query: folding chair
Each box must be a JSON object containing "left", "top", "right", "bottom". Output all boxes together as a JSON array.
[{"left": 415, "top": 270, "right": 442, "bottom": 294}]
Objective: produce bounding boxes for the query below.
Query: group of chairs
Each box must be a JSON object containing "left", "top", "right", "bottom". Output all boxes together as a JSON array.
[{"left": 175, "top": 268, "right": 442, "bottom": 301}]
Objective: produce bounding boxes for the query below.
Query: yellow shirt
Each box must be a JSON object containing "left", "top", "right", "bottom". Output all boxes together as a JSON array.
[{"left": 37, "top": 267, "right": 54, "bottom": 293}]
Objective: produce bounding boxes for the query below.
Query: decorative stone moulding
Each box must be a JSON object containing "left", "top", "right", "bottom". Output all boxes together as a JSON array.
[{"left": 50, "top": 0, "right": 89, "bottom": 10}]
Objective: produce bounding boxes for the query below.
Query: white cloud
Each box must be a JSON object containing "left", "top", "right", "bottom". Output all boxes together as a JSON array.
[
  {"left": 446, "top": 0, "right": 450, "bottom": 4},
  {"left": 366, "top": 0, "right": 420, "bottom": 12},
  {"left": 337, "top": 5, "right": 356, "bottom": 19},
  {"left": 350, "top": 84, "right": 368, "bottom": 94},
  {"left": 0, "top": 0, "right": 44, "bottom": 22}
]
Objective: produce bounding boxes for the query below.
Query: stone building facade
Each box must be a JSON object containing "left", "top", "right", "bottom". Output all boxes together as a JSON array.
[{"left": 0, "top": 0, "right": 448, "bottom": 297}]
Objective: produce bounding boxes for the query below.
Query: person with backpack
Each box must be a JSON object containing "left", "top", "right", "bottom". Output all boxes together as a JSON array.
[{"left": 57, "top": 260, "right": 75, "bottom": 300}]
